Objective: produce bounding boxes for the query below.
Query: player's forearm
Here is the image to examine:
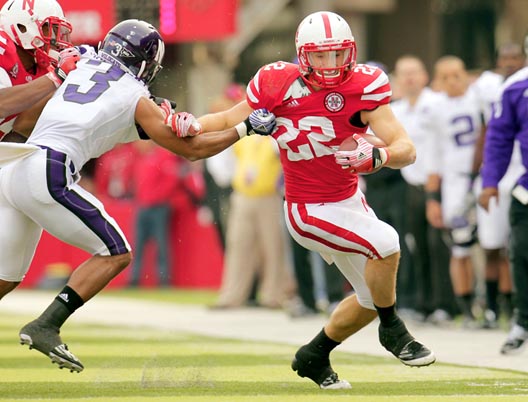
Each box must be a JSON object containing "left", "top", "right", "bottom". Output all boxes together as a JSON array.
[
  {"left": 177, "top": 129, "right": 240, "bottom": 161},
  {"left": 0, "top": 76, "right": 56, "bottom": 119},
  {"left": 198, "top": 100, "right": 253, "bottom": 133},
  {"left": 471, "top": 125, "right": 486, "bottom": 176},
  {"left": 198, "top": 111, "right": 232, "bottom": 132},
  {"left": 12, "top": 93, "right": 53, "bottom": 136},
  {"left": 384, "top": 138, "right": 416, "bottom": 169},
  {"left": 425, "top": 174, "right": 441, "bottom": 194}
]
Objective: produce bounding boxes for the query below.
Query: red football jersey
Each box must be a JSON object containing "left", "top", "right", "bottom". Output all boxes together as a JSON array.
[
  {"left": 0, "top": 30, "right": 47, "bottom": 134},
  {"left": 246, "top": 61, "right": 391, "bottom": 203}
]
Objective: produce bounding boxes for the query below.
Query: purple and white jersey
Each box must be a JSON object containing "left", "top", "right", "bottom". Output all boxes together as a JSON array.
[
  {"left": 424, "top": 86, "right": 481, "bottom": 177},
  {"left": 482, "top": 66, "right": 528, "bottom": 190},
  {"left": 473, "top": 70, "right": 504, "bottom": 123},
  {"left": 27, "top": 52, "right": 149, "bottom": 173}
]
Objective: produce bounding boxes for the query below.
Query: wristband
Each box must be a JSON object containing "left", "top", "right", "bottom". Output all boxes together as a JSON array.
[
  {"left": 425, "top": 191, "right": 441, "bottom": 202},
  {"left": 234, "top": 119, "right": 253, "bottom": 139},
  {"left": 46, "top": 70, "right": 62, "bottom": 88}
]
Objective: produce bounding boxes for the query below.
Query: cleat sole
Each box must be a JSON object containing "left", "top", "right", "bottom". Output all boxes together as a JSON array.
[{"left": 19, "top": 332, "right": 84, "bottom": 373}]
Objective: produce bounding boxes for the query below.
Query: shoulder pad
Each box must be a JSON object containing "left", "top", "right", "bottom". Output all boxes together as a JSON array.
[{"left": 247, "top": 62, "right": 300, "bottom": 110}]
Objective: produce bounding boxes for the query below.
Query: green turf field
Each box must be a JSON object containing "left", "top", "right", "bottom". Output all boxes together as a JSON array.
[{"left": 0, "top": 311, "right": 527, "bottom": 402}]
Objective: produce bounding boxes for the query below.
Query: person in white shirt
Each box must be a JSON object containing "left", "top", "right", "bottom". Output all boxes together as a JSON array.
[{"left": 425, "top": 56, "right": 481, "bottom": 327}]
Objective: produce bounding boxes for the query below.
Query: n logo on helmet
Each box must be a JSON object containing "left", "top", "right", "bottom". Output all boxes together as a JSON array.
[{"left": 22, "top": 0, "right": 35, "bottom": 14}]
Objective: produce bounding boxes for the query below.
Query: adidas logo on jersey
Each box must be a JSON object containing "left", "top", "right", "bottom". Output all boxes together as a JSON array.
[
  {"left": 286, "top": 99, "right": 300, "bottom": 107},
  {"left": 58, "top": 293, "right": 69, "bottom": 303}
]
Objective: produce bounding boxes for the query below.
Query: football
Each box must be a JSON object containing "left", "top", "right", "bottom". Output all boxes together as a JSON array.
[
  {"left": 338, "top": 133, "right": 387, "bottom": 175},
  {"left": 338, "top": 133, "right": 387, "bottom": 151}
]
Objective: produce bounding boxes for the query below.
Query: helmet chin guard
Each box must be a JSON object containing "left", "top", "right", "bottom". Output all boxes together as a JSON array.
[{"left": 295, "top": 11, "right": 356, "bottom": 88}]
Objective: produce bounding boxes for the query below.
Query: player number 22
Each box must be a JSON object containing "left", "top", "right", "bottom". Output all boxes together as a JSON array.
[{"left": 275, "top": 116, "right": 336, "bottom": 161}]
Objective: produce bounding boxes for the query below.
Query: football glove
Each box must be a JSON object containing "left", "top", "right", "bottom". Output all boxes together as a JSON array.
[
  {"left": 236, "top": 109, "right": 276, "bottom": 138},
  {"left": 46, "top": 47, "right": 81, "bottom": 88},
  {"left": 247, "top": 108, "right": 276, "bottom": 135},
  {"left": 335, "top": 133, "right": 389, "bottom": 174},
  {"left": 161, "top": 102, "right": 202, "bottom": 138}
]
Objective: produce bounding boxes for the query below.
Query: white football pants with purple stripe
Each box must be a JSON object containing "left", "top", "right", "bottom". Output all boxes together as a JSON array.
[{"left": 0, "top": 147, "right": 130, "bottom": 282}]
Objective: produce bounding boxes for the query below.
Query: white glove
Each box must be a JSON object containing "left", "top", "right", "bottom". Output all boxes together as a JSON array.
[
  {"left": 46, "top": 47, "right": 81, "bottom": 88},
  {"left": 335, "top": 133, "right": 389, "bottom": 174}
]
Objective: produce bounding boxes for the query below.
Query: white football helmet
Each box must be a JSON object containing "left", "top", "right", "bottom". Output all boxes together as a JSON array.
[
  {"left": 0, "top": 0, "right": 72, "bottom": 68},
  {"left": 295, "top": 11, "right": 356, "bottom": 88}
]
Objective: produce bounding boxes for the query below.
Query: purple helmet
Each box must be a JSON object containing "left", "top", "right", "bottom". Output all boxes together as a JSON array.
[{"left": 99, "top": 19, "right": 165, "bottom": 85}]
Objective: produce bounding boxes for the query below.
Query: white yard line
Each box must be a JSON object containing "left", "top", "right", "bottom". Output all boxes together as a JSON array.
[{"left": 1, "top": 290, "right": 525, "bottom": 373}]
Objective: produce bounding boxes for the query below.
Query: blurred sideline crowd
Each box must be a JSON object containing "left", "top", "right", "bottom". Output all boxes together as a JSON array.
[{"left": 77, "top": 42, "right": 526, "bottom": 332}]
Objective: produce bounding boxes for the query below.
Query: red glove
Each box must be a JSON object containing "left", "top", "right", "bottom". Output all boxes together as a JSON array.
[
  {"left": 335, "top": 133, "right": 389, "bottom": 174},
  {"left": 47, "top": 47, "right": 81, "bottom": 88},
  {"left": 161, "top": 102, "right": 202, "bottom": 138},
  {"left": 158, "top": 99, "right": 173, "bottom": 120}
]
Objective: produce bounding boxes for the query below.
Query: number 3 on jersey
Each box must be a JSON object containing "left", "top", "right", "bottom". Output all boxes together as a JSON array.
[{"left": 275, "top": 116, "right": 337, "bottom": 161}]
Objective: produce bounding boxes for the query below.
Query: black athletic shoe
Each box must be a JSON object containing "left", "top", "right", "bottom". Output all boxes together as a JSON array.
[
  {"left": 291, "top": 345, "right": 351, "bottom": 389},
  {"left": 19, "top": 319, "right": 84, "bottom": 373},
  {"left": 379, "top": 320, "right": 436, "bottom": 367}
]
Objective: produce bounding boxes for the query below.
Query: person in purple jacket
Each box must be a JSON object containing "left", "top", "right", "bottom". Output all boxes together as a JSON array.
[{"left": 479, "top": 35, "right": 528, "bottom": 355}]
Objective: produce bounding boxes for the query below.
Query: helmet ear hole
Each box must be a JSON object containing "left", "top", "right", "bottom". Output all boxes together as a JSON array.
[{"left": 17, "top": 23, "right": 26, "bottom": 33}]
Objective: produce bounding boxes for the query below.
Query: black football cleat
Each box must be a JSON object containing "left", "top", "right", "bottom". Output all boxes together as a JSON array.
[
  {"left": 379, "top": 320, "right": 436, "bottom": 367},
  {"left": 291, "top": 345, "right": 351, "bottom": 389},
  {"left": 19, "top": 319, "right": 84, "bottom": 373}
]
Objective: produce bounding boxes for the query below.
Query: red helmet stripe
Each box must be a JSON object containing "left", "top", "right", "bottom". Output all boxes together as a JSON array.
[
  {"left": 321, "top": 12, "right": 332, "bottom": 38},
  {"left": 10, "top": 26, "right": 22, "bottom": 47}
]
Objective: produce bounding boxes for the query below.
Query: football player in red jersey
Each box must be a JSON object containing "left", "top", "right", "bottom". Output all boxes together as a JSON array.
[
  {"left": 0, "top": 0, "right": 78, "bottom": 142},
  {"left": 198, "top": 11, "right": 435, "bottom": 388}
]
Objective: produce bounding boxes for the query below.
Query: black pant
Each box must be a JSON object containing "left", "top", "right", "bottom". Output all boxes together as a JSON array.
[
  {"left": 203, "top": 169, "right": 232, "bottom": 249},
  {"left": 406, "top": 184, "right": 457, "bottom": 316},
  {"left": 366, "top": 175, "right": 415, "bottom": 308},
  {"left": 510, "top": 197, "right": 528, "bottom": 328}
]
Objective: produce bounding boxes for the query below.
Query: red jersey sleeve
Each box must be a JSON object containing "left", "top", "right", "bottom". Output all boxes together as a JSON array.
[
  {"left": 353, "top": 65, "right": 392, "bottom": 110},
  {"left": 246, "top": 61, "right": 300, "bottom": 111}
]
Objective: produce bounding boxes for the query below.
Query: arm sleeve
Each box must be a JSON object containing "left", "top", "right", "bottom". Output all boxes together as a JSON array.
[
  {"left": 481, "top": 90, "right": 517, "bottom": 188},
  {"left": 246, "top": 62, "right": 297, "bottom": 111},
  {"left": 359, "top": 69, "right": 392, "bottom": 108}
]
